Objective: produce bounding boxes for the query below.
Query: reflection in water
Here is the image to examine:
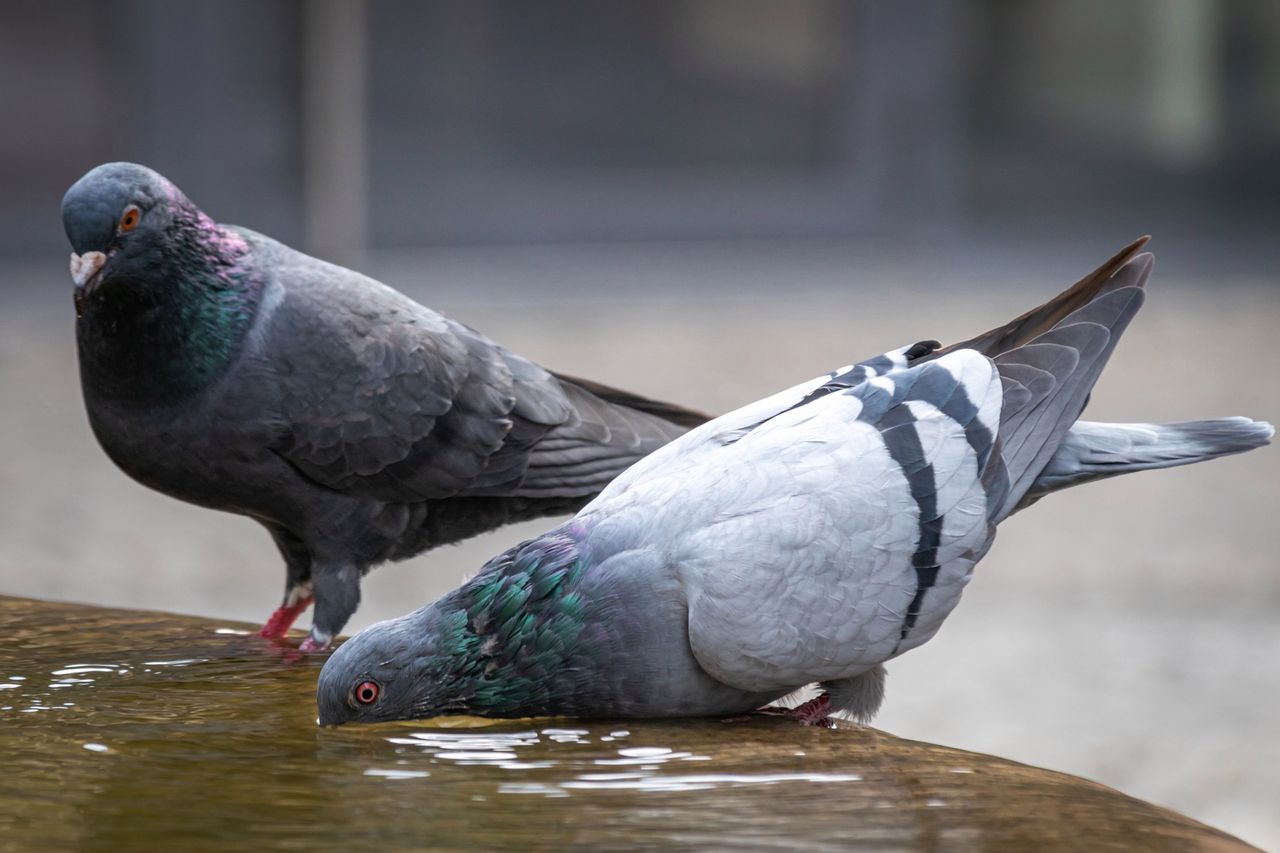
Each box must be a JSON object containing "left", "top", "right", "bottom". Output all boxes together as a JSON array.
[{"left": 0, "top": 596, "right": 1253, "bottom": 852}]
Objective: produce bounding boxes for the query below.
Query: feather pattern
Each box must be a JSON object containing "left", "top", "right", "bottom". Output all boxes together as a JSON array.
[{"left": 266, "top": 266, "right": 695, "bottom": 502}]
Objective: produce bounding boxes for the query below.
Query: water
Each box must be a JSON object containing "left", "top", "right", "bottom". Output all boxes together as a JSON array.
[{"left": 0, "top": 597, "right": 1250, "bottom": 851}]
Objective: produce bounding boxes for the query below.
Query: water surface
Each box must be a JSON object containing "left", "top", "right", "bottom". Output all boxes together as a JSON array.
[{"left": 0, "top": 596, "right": 1252, "bottom": 851}]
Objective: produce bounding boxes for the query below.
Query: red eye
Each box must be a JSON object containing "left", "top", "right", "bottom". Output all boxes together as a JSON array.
[
  {"left": 119, "top": 206, "right": 139, "bottom": 232},
  {"left": 353, "top": 680, "right": 380, "bottom": 705}
]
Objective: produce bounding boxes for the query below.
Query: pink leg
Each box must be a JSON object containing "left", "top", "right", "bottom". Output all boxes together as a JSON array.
[
  {"left": 259, "top": 596, "right": 313, "bottom": 639},
  {"left": 788, "top": 694, "right": 835, "bottom": 728}
]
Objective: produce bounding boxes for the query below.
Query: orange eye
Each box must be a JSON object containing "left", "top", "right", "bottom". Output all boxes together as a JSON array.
[{"left": 119, "top": 206, "right": 140, "bottom": 232}]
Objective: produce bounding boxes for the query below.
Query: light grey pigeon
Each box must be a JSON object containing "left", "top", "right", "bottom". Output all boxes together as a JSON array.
[
  {"left": 317, "top": 238, "right": 1272, "bottom": 725},
  {"left": 61, "top": 162, "right": 707, "bottom": 650}
]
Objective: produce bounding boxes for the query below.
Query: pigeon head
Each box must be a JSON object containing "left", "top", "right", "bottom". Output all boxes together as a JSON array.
[
  {"left": 64, "top": 163, "right": 261, "bottom": 403},
  {"left": 63, "top": 163, "right": 185, "bottom": 298},
  {"left": 317, "top": 531, "right": 605, "bottom": 726},
  {"left": 61, "top": 162, "right": 251, "bottom": 312},
  {"left": 62, "top": 162, "right": 173, "bottom": 252},
  {"left": 317, "top": 609, "right": 463, "bottom": 726}
]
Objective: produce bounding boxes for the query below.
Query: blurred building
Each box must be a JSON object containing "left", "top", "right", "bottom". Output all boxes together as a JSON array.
[{"left": 2, "top": 0, "right": 1278, "bottom": 260}]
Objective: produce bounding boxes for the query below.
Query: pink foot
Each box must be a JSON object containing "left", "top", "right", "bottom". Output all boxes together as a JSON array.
[
  {"left": 788, "top": 694, "right": 835, "bottom": 728},
  {"left": 259, "top": 597, "right": 314, "bottom": 639},
  {"left": 297, "top": 635, "right": 331, "bottom": 653},
  {"left": 746, "top": 694, "right": 836, "bottom": 727}
]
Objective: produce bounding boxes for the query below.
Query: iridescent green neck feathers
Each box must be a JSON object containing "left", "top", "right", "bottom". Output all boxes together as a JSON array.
[{"left": 76, "top": 210, "right": 260, "bottom": 406}]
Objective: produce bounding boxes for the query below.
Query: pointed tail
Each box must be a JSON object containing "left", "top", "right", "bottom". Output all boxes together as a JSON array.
[
  {"left": 551, "top": 371, "right": 711, "bottom": 429},
  {"left": 931, "top": 235, "right": 1151, "bottom": 361},
  {"left": 1018, "top": 417, "right": 1274, "bottom": 510}
]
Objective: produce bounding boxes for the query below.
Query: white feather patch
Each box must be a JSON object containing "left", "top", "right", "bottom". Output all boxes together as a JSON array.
[
  {"left": 867, "top": 375, "right": 895, "bottom": 397},
  {"left": 935, "top": 349, "right": 1002, "bottom": 437}
]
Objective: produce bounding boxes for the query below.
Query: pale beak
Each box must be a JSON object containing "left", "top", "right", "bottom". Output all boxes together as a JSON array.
[
  {"left": 70, "top": 251, "right": 107, "bottom": 289},
  {"left": 70, "top": 251, "right": 108, "bottom": 319}
]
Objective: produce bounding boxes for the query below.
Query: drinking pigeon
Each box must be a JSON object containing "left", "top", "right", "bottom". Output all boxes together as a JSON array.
[
  {"left": 62, "top": 162, "right": 706, "bottom": 650},
  {"left": 317, "top": 238, "right": 1272, "bottom": 726}
]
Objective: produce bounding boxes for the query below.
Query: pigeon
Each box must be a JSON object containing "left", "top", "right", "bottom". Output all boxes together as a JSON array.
[
  {"left": 317, "top": 238, "right": 1272, "bottom": 726},
  {"left": 61, "top": 162, "right": 707, "bottom": 650}
]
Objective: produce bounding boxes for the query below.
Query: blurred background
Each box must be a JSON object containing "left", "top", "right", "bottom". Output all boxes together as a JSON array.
[{"left": 1, "top": 0, "right": 1277, "bottom": 847}]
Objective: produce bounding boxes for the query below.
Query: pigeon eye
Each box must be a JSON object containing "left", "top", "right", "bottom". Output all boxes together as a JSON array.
[
  {"left": 353, "top": 680, "right": 380, "bottom": 705},
  {"left": 119, "top": 206, "right": 140, "bottom": 233}
]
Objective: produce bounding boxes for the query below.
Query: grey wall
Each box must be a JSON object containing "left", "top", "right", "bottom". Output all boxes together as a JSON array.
[{"left": 1, "top": 0, "right": 1278, "bottom": 258}]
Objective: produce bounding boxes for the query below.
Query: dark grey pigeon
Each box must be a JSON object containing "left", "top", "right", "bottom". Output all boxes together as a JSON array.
[
  {"left": 62, "top": 162, "right": 706, "bottom": 650},
  {"left": 317, "top": 238, "right": 1272, "bottom": 726}
]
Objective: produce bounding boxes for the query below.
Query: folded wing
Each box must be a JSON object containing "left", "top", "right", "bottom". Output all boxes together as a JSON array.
[
  {"left": 591, "top": 350, "right": 1004, "bottom": 695},
  {"left": 266, "top": 273, "right": 699, "bottom": 503}
]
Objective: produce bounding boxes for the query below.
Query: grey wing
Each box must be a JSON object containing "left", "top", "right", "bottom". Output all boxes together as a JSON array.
[
  {"left": 263, "top": 265, "right": 690, "bottom": 502},
  {"left": 608, "top": 349, "right": 1003, "bottom": 695},
  {"left": 585, "top": 339, "right": 941, "bottom": 510},
  {"left": 487, "top": 376, "right": 696, "bottom": 498}
]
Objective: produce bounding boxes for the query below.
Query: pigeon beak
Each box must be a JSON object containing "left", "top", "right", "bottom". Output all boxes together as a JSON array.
[
  {"left": 70, "top": 251, "right": 107, "bottom": 318},
  {"left": 70, "top": 251, "right": 107, "bottom": 289}
]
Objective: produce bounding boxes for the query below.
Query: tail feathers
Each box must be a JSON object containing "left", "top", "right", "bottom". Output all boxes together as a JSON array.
[
  {"left": 551, "top": 371, "right": 711, "bottom": 429},
  {"left": 1017, "top": 417, "right": 1274, "bottom": 510},
  {"left": 920, "top": 238, "right": 1154, "bottom": 520},
  {"left": 511, "top": 377, "right": 706, "bottom": 498},
  {"left": 931, "top": 235, "right": 1151, "bottom": 361},
  {"left": 987, "top": 252, "right": 1152, "bottom": 519}
]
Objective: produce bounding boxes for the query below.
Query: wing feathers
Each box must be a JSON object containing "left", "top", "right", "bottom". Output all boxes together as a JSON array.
[
  {"left": 857, "top": 355, "right": 998, "bottom": 647},
  {"left": 504, "top": 380, "right": 694, "bottom": 497},
  {"left": 612, "top": 241, "right": 1158, "bottom": 700},
  {"left": 671, "top": 351, "right": 1000, "bottom": 691},
  {"left": 269, "top": 275, "right": 702, "bottom": 503}
]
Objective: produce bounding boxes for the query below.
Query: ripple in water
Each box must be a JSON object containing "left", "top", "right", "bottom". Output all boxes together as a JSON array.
[{"left": 367, "top": 724, "right": 856, "bottom": 798}]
